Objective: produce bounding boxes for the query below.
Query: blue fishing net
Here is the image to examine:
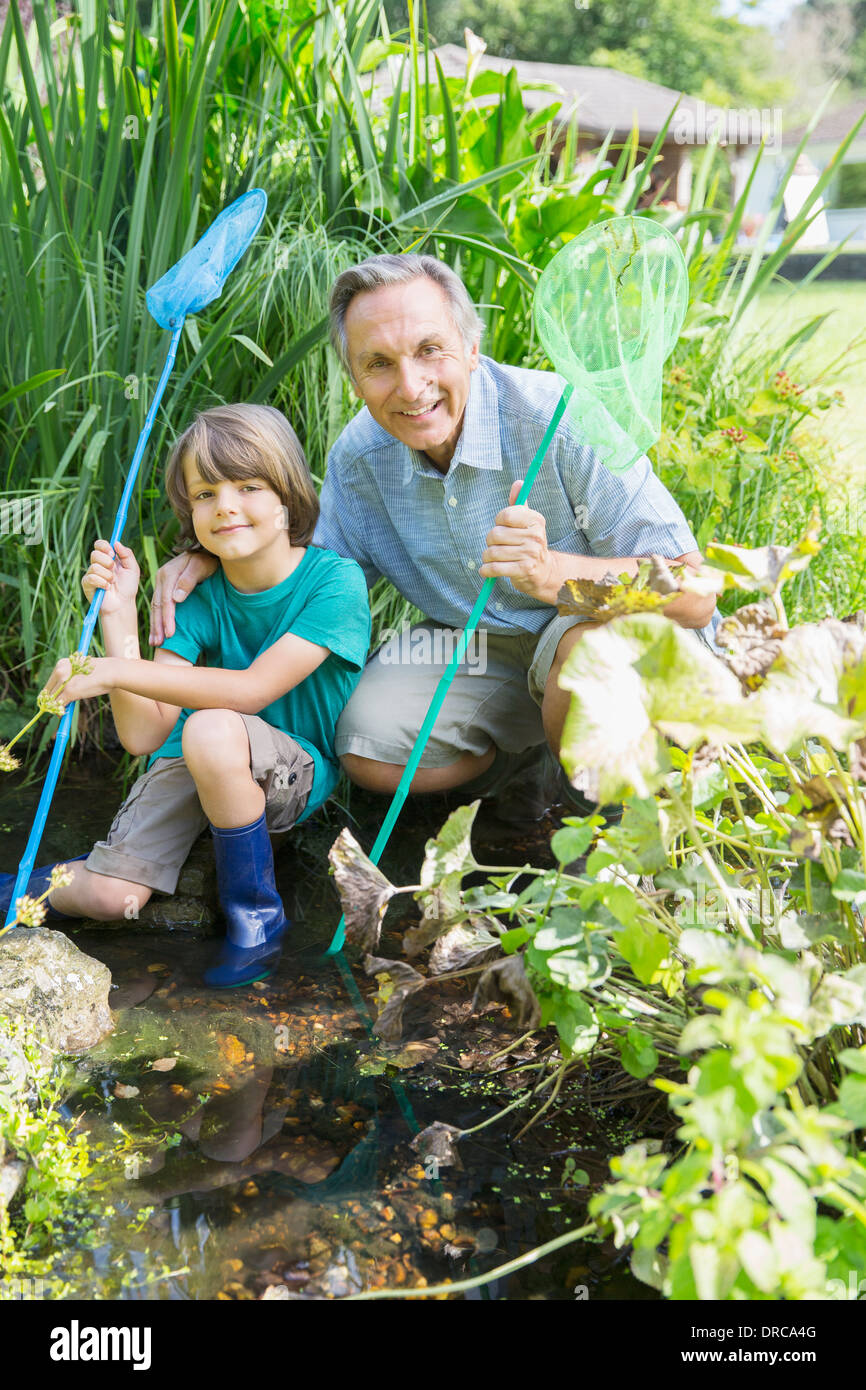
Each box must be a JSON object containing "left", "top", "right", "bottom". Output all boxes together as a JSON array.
[
  {"left": 146, "top": 188, "right": 268, "bottom": 329},
  {"left": 534, "top": 216, "right": 689, "bottom": 474}
]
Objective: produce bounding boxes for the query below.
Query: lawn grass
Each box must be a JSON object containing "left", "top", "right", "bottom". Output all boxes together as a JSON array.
[{"left": 748, "top": 280, "right": 866, "bottom": 488}]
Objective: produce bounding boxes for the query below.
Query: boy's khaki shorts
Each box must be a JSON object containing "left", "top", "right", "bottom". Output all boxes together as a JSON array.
[
  {"left": 85, "top": 714, "right": 315, "bottom": 896},
  {"left": 335, "top": 613, "right": 717, "bottom": 768}
]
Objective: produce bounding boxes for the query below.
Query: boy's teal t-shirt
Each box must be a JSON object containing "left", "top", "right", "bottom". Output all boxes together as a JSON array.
[{"left": 146, "top": 545, "right": 372, "bottom": 820}]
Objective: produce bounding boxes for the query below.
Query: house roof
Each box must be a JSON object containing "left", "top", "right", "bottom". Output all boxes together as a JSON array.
[
  {"left": 784, "top": 99, "right": 866, "bottom": 147},
  {"left": 381, "top": 44, "right": 748, "bottom": 144}
]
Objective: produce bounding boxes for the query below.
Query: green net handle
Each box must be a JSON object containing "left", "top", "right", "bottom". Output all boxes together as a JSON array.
[{"left": 324, "top": 382, "right": 574, "bottom": 955}]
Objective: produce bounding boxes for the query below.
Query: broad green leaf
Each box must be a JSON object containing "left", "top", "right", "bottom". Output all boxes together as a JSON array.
[
  {"left": 619, "top": 1026, "right": 659, "bottom": 1079},
  {"left": 737, "top": 1230, "right": 779, "bottom": 1294},
  {"left": 757, "top": 619, "right": 866, "bottom": 751},
  {"left": 539, "top": 991, "right": 599, "bottom": 1059},
  {"left": 531, "top": 908, "right": 587, "bottom": 951},
  {"left": 758, "top": 1157, "right": 816, "bottom": 1242},
  {"left": 557, "top": 617, "right": 671, "bottom": 802},
  {"left": 415, "top": 801, "right": 482, "bottom": 929},
  {"left": 550, "top": 823, "right": 594, "bottom": 865},
  {"left": 704, "top": 508, "right": 822, "bottom": 597},
  {"left": 499, "top": 926, "right": 531, "bottom": 955},
  {"left": 838, "top": 1075, "right": 866, "bottom": 1127},
  {"left": 419, "top": 802, "right": 481, "bottom": 888},
  {"left": 831, "top": 870, "right": 866, "bottom": 904},
  {"left": 615, "top": 918, "right": 669, "bottom": 986},
  {"left": 838, "top": 1047, "right": 866, "bottom": 1077},
  {"left": 560, "top": 613, "right": 767, "bottom": 803},
  {"left": 578, "top": 880, "right": 639, "bottom": 927}
]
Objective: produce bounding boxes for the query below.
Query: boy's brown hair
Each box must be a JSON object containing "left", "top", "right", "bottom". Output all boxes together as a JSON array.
[{"left": 165, "top": 404, "right": 319, "bottom": 549}]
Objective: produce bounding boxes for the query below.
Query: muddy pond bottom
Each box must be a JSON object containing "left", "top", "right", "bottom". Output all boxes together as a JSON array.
[{"left": 3, "top": 762, "right": 655, "bottom": 1300}]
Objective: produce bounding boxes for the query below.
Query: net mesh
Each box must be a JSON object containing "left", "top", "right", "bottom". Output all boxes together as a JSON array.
[
  {"left": 146, "top": 188, "right": 268, "bottom": 328},
  {"left": 534, "top": 216, "right": 688, "bottom": 474}
]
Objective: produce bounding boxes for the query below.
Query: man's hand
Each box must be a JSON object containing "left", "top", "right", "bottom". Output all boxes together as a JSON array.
[
  {"left": 479, "top": 480, "right": 554, "bottom": 601},
  {"left": 149, "top": 550, "right": 218, "bottom": 646}
]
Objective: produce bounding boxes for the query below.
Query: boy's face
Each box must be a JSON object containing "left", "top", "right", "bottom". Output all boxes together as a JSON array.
[
  {"left": 182, "top": 454, "right": 288, "bottom": 558},
  {"left": 344, "top": 277, "right": 479, "bottom": 470}
]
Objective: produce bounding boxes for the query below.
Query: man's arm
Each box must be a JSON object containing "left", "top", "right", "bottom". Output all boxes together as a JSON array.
[
  {"left": 530, "top": 547, "right": 715, "bottom": 628},
  {"left": 480, "top": 482, "right": 716, "bottom": 629}
]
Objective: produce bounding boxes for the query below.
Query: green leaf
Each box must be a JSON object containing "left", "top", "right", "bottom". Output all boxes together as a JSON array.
[
  {"left": 0, "top": 368, "right": 66, "bottom": 410},
  {"left": 499, "top": 926, "right": 531, "bottom": 955},
  {"left": 532, "top": 908, "right": 586, "bottom": 951},
  {"left": 230, "top": 333, "right": 274, "bottom": 367},
  {"left": 705, "top": 508, "right": 821, "bottom": 597},
  {"left": 558, "top": 614, "right": 765, "bottom": 803},
  {"left": 580, "top": 880, "right": 640, "bottom": 928},
  {"left": 419, "top": 802, "right": 480, "bottom": 888},
  {"left": 839, "top": 1047, "right": 866, "bottom": 1077},
  {"left": 614, "top": 918, "right": 669, "bottom": 986},
  {"left": 737, "top": 1230, "right": 779, "bottom": 1294},
  {"left": 550, "top": 823, "right": 594, "bottom": 865},
  {"left": 839, "top": 1075, "right": 866, "bottom": 1127},
  {"left": 540, "top": 991, "right": 599, "bottom": 1058},
  {"left": 619, "top": 1026, "right": 659, "bottom": 1079},
  {"left": 831, "top": 870, "right": 866, "bottom": 904}
]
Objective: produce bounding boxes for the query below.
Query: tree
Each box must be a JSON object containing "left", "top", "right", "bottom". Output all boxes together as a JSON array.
[
  {"left": 791, "top": 1, "right": 866, "bottom": 94},
  {"left": 384, "top": 0, "right": 789, "bottom": 107}
]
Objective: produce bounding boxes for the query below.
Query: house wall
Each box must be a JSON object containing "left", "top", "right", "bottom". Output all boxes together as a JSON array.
[
  {"left": 568, "top": 134, "right": 691, "bottom": 205},
  {"left": 732, "top": 137, "right": 866, "bottom": 243}
]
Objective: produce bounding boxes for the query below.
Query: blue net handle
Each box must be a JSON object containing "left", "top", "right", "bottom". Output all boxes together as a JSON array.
[
  {"left": 2, "top": 326, "right": 184, "bottom": 930},
  {"left": 3, "top": 190, "right": 268, "bottom": 931}
]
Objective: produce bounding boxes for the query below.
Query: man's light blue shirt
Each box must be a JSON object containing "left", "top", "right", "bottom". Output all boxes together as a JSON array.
[{"left": 314, "top": 355, "right": 721, "bottom": 648}]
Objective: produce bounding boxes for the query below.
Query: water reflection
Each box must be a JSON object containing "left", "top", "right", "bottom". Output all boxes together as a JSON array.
[{"left": 1, "top": 762, "right": 652, "bottom": 1301}]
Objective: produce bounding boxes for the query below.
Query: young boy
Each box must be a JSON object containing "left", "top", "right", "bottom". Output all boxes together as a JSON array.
[{"left": 2, "top": 404, "right": 371, "bottom": 987}]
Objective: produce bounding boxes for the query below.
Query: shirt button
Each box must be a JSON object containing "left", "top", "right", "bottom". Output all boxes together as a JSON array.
[
  {"left": 495, "top": 602, "right": 503, "bottom": 610},
  {"left": 448, "top": 497, "right": 457, "bottom": 507},
  {"left": 467, "top": 560, "right": 475, "bottom": 570}
]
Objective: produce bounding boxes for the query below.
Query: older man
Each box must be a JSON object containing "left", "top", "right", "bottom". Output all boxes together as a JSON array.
[{"left": 151, "top": 253, "right": 718, "bottom": 814}]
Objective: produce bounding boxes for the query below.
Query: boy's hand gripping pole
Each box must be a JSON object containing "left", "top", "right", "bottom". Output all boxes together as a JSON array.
[{"left": 3, "top": 190, "right": 267, "bottom": 932}]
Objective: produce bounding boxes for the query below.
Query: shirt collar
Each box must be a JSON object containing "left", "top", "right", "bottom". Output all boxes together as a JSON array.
[{"left": 401, "top": 358, "right": 503, "bottom": 484}]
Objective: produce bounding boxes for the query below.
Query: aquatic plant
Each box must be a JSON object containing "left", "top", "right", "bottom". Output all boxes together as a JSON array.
[{"left": 330, "top": 516, "right": 866, "bottom": 1300}]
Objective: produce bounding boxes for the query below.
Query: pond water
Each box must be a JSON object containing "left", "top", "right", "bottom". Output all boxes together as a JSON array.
[{"left": 1, "top": 758, "right": 656, "bottom": 1301}]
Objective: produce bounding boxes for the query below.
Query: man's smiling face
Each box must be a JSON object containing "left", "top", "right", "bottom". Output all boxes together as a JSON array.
[{"left": 344, "top": 277, "right": 480, "bottom": 470}]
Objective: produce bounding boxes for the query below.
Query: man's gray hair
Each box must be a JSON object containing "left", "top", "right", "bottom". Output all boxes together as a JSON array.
[{"left": 328, "top": 253, "right": 484, "bottom": 376}]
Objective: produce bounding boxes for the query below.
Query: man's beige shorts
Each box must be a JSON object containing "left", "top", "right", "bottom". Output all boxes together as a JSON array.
[
  {"left": 334, "top": 614, "right": 591, "bottom": 767},
  {"left": 85, "top": 714, "right": 315, "bottom": 896},
  {"left": 335, "top": 613, "right": 718, "bottom": 769}
]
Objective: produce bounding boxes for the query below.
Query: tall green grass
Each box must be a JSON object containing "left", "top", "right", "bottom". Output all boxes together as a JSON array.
[{"left": 1, "top": 0, "right": 863, "bottom": 773}]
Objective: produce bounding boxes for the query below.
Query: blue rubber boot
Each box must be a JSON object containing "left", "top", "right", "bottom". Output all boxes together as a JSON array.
[
  {"left": 203, "top": 811, "right": 290, "bottom": 989},
  {"left": 0, "top": 853, "right": 90, "bottom": 924}
]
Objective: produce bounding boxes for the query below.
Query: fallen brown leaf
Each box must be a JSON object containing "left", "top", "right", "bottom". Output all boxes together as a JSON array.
[{"left": 149, "top": 1057, "right": 177, "bottom": 1072}]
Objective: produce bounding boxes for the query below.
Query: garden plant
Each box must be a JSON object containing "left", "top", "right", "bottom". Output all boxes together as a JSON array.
[
  {"left": 1, "top": 0, "right": 865, "bottom": 1302},
  {"left": 330, "top": 522, "right": 866, "bottom": 1300}
]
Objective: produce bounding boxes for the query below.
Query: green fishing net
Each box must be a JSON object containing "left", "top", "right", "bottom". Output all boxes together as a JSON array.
[{"left": 534, "top": 216, "right": 689, "bottom": 474}]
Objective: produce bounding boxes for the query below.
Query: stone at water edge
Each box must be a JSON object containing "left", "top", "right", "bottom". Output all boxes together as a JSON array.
[{"left": 0, "top": 927, "right": 113, "bottom": 1054}]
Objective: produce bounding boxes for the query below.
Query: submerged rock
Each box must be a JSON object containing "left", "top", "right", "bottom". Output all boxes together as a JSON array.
[
  {"left": 0, "top": 927, "right": 113, "bottom": 1053},
  {"left": 81, "top": 837, "right": 221, "bottom": 937}
]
